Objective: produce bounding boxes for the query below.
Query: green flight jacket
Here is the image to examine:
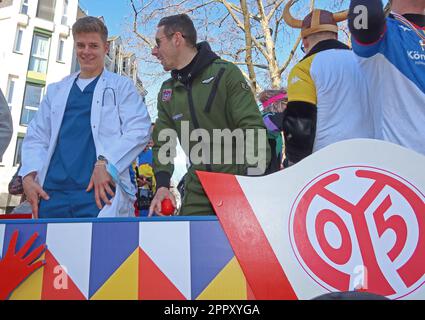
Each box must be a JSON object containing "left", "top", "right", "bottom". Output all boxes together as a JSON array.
[{"left": 153, "top": 50, "right": 270, "bottom": 216}]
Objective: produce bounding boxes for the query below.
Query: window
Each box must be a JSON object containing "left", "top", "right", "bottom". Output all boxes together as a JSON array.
[
  {"left": 123, "top": 59, "right": 127, "bottom": 74},
  {"left": 20, "top": 83, "right": 44, "bottom": 126},
  {"left": 14, "top": 27, "right": 24, "bottom": 53},
  {"left": 29, "top": 33, "right": 50, "bottom": 73},
  {"left": 57, "top": 37, "right": 65, "bottom": 62},
  {"left": 107, "top": 42, "right": 114, "bottom": 59},
  {"left": 20, "top": 0, "right": 29, "bottom": 14},
  {"left": 14, "top": 136, "right": 24, "bottom": 166},
  {"left": 61, "top": 0, "right": 68, "bottom": 25},
  {"left": 36, "top": 0, "right": 56, "bottom": 22},
  {"left": 6, "top": 76, "right": 17, "bottom": 108}
]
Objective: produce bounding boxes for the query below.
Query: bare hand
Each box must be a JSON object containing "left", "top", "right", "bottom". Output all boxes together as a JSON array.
[
  {"left": 86, "top": 163, "right": 115, "bottom": 209},
  {"left": 148, "top": 187, "right": 177, "bottom": 217},
  {"left": 22, "top": 173, "right": 49, "bottom": 219}
]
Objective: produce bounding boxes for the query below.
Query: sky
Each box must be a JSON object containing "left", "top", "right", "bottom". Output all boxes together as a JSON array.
[{"left": 79, "top": 0, "right": 131, "bottom": 37}]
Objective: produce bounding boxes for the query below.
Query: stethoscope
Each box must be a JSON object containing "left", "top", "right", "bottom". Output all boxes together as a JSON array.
[{"left": 102, "top": 87, "right": 117, "bottom": 107}]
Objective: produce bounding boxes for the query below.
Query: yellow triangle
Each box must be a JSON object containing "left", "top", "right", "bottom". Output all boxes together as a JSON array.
[
  {"left": 197, "top": 257, "right": 247, "bottom": 300},
  {"left": 91, "top": 249, "right": 139, "bottom": 300},
  {"left": 10, "top": 253, "right": 45, "bottom": 300}
]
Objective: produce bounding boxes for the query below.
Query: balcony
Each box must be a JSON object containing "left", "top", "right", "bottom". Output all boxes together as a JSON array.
[
  {"left": 16, "top": 13, "right": 29, "bottom": 27},
  {"left": 33, "top": 17, "right": 54, "bottom": 33},
  {"left": 56, "top": 24, "right": 70, "bottom": 38}
]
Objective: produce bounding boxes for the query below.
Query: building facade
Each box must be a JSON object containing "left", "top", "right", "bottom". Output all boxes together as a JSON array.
[
  {"left": 0, "top": 0, "right": 82, "bottom": 212},
  {"left": 0, "top": 1, "right": 146, "bottom": 212},
  {"left": 105, "top": 35, "right": 147, "bottom": 99}
]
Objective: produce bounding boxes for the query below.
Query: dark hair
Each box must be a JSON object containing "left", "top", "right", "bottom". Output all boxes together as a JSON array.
[
  {"left": 158, "top": 14, "right": 197, "bottom": 47},
  {"left": 72, "top": 16, "right": 108, "bottom": 43}
]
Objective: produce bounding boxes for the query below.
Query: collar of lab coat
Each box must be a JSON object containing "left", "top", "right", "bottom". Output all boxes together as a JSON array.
[{"left": 51, "top": 68, "right": 113, "bottom": 156}]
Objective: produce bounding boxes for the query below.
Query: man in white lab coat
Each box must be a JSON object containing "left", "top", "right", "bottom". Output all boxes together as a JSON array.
[{"left": 20, "top": 16, "right": 151, "bottom": 219}]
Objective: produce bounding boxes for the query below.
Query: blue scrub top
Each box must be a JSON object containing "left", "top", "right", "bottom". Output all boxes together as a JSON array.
[{"left": 40, "top": 76, "right": 101, "bottom": 218}]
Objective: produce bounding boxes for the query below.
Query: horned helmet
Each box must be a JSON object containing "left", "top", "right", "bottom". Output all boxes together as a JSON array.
[{"left": 283, "top": 0, "right": 348, "bottom": 38}]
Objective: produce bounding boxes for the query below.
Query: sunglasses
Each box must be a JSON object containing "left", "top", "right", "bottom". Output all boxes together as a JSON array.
[{"left": 155, "top": 32, "right": 186, "bottom": 48}]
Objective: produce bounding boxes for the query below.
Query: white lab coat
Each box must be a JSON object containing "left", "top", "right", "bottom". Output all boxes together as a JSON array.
[{"left": 20, "top": 69, "right": 151, "bottom": 217}]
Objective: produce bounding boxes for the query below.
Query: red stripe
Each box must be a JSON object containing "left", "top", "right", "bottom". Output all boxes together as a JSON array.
[
  {"left": 197, "top": 171, "right": 297, "bottom": 300},
  {"left": 0, "top": 214, "right": 32, "bottom": 220},
  {"left": 353, "top": 24, "right": 387, "bottom": 47}
]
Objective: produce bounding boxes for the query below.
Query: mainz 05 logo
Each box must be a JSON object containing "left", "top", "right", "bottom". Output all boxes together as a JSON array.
[{"left": 289, "top": 166, "right": 425, "bottom": 299}]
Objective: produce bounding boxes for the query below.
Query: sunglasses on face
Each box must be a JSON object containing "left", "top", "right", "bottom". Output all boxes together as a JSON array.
[{"left": 155, "top": 32, "right": 186, "bottom": 48}]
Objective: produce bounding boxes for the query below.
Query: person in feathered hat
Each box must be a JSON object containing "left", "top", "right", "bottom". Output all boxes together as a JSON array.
[{"left": 264, "top": 0, "right": 375, "bottom": 166}]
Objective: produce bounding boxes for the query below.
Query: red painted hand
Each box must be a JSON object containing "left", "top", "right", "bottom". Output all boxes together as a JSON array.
[{"left": 0, "top": 230, "right": 46, "bottom": 300}]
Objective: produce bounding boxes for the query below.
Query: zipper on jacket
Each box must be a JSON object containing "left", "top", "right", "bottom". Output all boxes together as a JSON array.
[
  {"left": 204, "top": 68, "right": 226, "bottom": 113},
  {"left": 186, "top": 84, "right": 213, "bottom": 172}
]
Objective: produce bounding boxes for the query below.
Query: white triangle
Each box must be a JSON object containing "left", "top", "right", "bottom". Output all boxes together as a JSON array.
[
  {"left": 0, "top": 224, "right": 5, "bottom": 259},
  {"left": 46, "top": 223, "right": 92, "bottom": 299},
  {"left": 139, "top": 221, "right": 191, "bottom": 299}
]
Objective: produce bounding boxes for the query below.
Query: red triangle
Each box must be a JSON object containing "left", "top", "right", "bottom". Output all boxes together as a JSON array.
[
  {"left": 139, "top": 248, "right": 186, "bottom": 300},
  {"left": 41, "top": 250, "right": 86, "bottom": 300}
]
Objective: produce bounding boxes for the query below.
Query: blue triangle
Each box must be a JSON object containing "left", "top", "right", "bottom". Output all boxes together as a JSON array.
[
  {"left": 3, "top": 223, "right": 47, "bottom": 258},
  {"left": 190, "top": 221, "right": 234, "bottom": 299},
  {"left": 89, "top": 222, "right": 139, "bottom": 298}
]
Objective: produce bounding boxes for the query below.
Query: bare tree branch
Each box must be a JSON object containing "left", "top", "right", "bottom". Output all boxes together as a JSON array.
[
  {"left": 130, "top": 0, "right": 155, "bottom": 48},
  {"left": 256, "top": 0, "right": 281, "bottom": 87},
  {"left": 277, "top": 0, "right": 315, "bottom": 77},
  {"left": 217, "top": 0, "right": 271, "bottom": 62},
  {"left": 240, "top": 0, "right": 258, "bottom": 91},
  {"left": 233, "top": 62, "right": 269, "bottom": 70},
  {"left": 278, "top": 34, "right": 301, "bottom": 75},
  {"left": 218, "top": 12, "right": 230, "bottom": 27},
  {"left": 147, "top": 0, "right": 193, "bottom": 18},
  {"left": 267, "top": 0, "right": 286, "bottom": 21},
  {"left": 183, "top": 0, "right": 217, "bottom": 14},
  {"left": 218, "top": 1, "right": 262, "bottom": 22},
  {"left": 129, "top": 0, "right": 345, "bottom": 97}
]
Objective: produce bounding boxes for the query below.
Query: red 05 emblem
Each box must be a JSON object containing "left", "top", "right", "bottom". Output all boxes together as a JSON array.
[{"left": 289, "top": 166, "right": 425, "bottom": 299}]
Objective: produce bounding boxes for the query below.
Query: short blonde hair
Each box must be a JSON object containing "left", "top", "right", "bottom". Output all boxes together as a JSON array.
[{"left": 72, "top": 16, "right": 108, "bottom": 43}]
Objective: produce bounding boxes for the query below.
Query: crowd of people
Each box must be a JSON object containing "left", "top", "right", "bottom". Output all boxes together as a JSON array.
[{"left": 1, "top": 0, "right": 423, "bottom": 219}]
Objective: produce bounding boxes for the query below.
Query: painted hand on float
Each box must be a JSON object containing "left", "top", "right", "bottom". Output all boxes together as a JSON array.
[{"left": 0, "top": 230, "right": 46, "bottom": 300}]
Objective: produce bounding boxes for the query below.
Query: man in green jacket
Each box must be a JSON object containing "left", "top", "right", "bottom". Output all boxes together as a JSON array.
[{"left": 149, "top": 14, "right": 270, "bottom": 216}]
